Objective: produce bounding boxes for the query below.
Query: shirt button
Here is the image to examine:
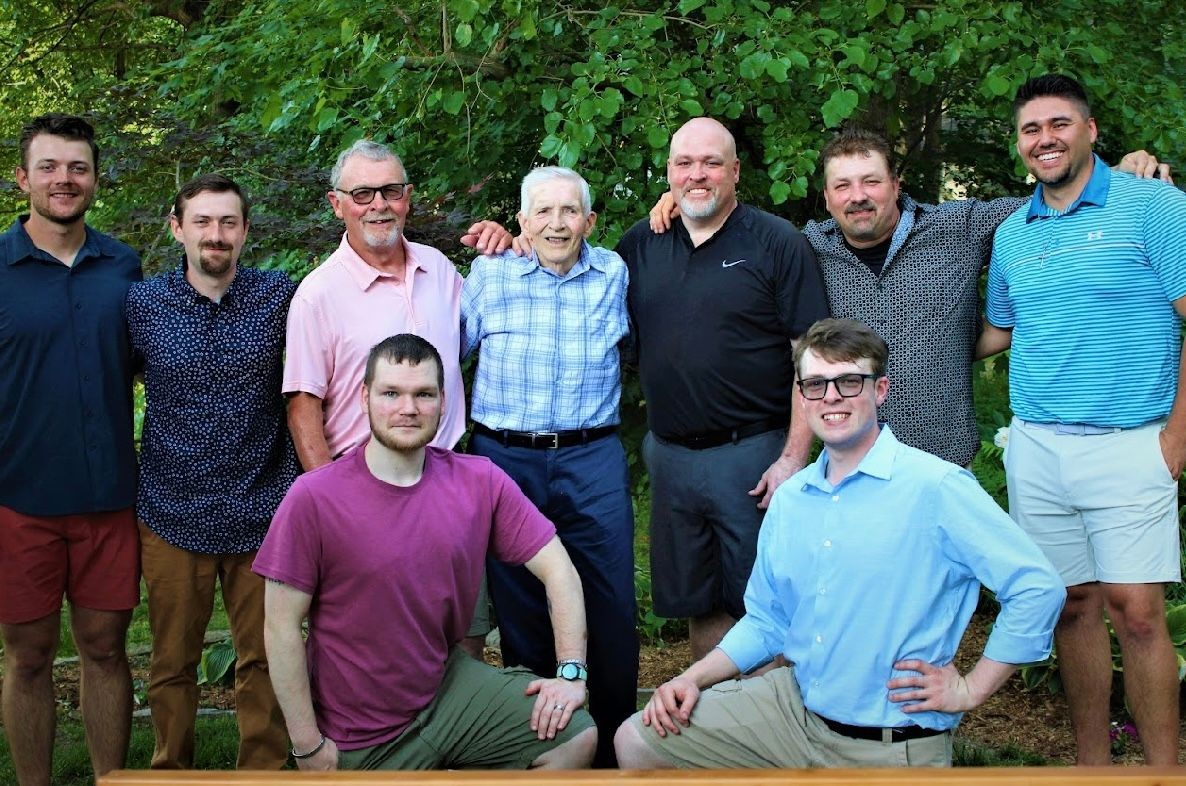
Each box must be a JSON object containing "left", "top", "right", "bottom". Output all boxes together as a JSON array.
[
  {"left": 74, "top": 303, "right": 82, "bottom": 310},
  {"left": 823, "top": 539, "right": 832, "bottom": 548},
  {"left": 832, "top": 495, "right": 839, "bottom": 502},
  {"left": 815, "top": 635, "right": 823, "bottom": 643},
  {"left": 818, "top": 587, "right": 826, "bottom": 595}
]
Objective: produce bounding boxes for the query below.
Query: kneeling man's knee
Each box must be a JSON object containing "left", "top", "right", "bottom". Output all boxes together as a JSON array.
[
  {"left": 615, "top": 714, "right": 671, "bottom": 769},
  {"left": 532, "top": 726, "right": 597, "bottom": 769}
]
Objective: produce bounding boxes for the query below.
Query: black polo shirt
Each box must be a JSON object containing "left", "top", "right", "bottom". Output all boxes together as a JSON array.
[
  {"left": 0, "top": 217, "right": 142, "bottom": 516},
  {"left": 617, "top": 203, "right": 829, "bottom": 440}
]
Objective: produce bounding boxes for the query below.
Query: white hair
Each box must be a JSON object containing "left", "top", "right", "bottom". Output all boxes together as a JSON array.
[
  {"left": 330, "top": 139, "right": 407, "bottom": 188},
  {"left": 519, "top": 166, "right": 592, "bottom": 215}
]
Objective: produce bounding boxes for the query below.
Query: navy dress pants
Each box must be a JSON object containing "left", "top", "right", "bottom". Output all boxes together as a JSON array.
[{"left": 472, "top": 431, "right": 638, "bottom": 768}]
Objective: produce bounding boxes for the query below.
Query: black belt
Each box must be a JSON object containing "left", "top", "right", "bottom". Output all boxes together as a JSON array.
[
  {"left": 818, "top": 714, "right": 945, "bottom": 743},
  {"left": 658, "top": 415, "right": 787, "bottom": 450},
  {"left": 473, "top": 422, "right": 616, "bottom": 450}
]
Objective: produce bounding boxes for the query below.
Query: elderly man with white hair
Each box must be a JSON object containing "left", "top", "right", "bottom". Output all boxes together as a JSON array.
[{"left": 461, "top": 166, "right": 635, "bottom": 768}]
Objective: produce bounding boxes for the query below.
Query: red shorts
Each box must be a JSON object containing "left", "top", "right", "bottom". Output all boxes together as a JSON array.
[{"left": 0, "top": 505, "right": 140, "bottom": 624}]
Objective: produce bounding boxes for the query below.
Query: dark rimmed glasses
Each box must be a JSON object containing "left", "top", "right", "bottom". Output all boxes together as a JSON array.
[
  {"left": 335, "top": 183, "right": 411, "bottom": 205},
  {"left": 797, "top": 373, "right": 880, "bottom": 400}
]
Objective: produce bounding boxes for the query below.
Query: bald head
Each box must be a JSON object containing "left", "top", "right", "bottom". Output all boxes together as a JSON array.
[
  {"left": 667, "top": 117, "right": 740, "bottom": 225},
  {"left": 670, "top": 118, "right": 737, "bottom": 160}
]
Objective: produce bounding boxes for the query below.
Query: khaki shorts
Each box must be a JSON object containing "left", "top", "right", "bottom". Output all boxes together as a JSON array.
[
  {"left": 631, "top": 667, "right": 951, "bottom": 768},
  {"left": 1006, "top": 418, "right": 1181, "bottom": 586},
  {"left": 336, "top": 648, "right": 594, "bottom": 770}
]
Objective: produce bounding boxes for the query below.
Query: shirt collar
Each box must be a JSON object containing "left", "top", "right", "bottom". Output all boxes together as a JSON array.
[
  {"left": 3, "top": 216, "right": 107, "bottom": 267},
  {"left": 802, "top": 425, "right": 899, "bottom": 491},
  {"left": 519, "top": 240, "right": 601, "bottom": 279},
  {"left": 170, "top": 256, "right": 245, "bottom": 304},
  {"left": 1026, "top": 153, "right": 1110, "bottom": 222},
  {"left": 335, "top": 232, "right": 425, "bottom": 290}
]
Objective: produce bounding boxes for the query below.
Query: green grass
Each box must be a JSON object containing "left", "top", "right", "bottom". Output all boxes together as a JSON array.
[
  {"left": 0, "top": 714, "right": 241, "bottom": 785},
  {"left": 954, "top": 738, "right": 1050, "bottom": 766}
]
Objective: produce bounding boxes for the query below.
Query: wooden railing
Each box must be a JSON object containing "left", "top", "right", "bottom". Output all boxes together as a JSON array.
[{"left": 98, "top": 767, "right": 1186, "bottom": 786}]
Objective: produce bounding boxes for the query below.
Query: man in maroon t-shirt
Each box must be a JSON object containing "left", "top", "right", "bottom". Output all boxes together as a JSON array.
[{"left": 256, "top": 334, "right": 596, "bottom": 771}]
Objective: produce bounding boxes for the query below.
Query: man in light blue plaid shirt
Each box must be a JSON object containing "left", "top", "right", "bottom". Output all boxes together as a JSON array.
[{"left": 461, "top": 166, "right": 635, "bottom": 768}]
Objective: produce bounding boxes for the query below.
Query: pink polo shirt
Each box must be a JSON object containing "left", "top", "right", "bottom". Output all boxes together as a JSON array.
[{"left": 284, "top": 233, "right": 464, "bottom": 454}]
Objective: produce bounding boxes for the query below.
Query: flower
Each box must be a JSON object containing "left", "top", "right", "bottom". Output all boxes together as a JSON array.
[{"left": 993, "top": 426, "right": 1010, "bottom": 450}]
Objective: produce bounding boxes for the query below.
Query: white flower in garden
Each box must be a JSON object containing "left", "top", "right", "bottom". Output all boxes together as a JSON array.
[{"left": 993, "top": 426, "right": 1010, "bottom": 449}]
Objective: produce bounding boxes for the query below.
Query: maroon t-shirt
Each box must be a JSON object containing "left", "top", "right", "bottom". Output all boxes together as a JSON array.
[{"left": 253, "top": 445, "right": 555, "bottom": 749}]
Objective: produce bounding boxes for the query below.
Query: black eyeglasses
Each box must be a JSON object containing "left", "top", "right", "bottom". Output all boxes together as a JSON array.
[
  {"left": 797, "top": 373, "right": 880, "bottom": 400},
  {"left": 335, "top": 183, "right": 411, "bottom": 205}
]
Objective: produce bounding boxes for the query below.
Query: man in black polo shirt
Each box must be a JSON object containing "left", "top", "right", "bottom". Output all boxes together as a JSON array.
[
  {"left": 126, "top": 174, "right": 295, "bottom": 771},
  {"left": 616, "top": 117, "right": 829, "bottom": 658},
  {"left": 0, "top": 114, "right": 142, "bottom": 784}
]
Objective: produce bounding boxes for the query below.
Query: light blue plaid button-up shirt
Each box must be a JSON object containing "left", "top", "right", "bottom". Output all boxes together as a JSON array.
[{"left": 461, "top": 243, "right": 629, "bottom": 432}]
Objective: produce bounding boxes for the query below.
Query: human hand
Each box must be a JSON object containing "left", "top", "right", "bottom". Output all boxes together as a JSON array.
[
  {"left": 649, "top": 191, "right": 680, "bottom": 233},
  {"left": 525, "top": 677, "right": 587, "bottom": 740},
  {"left": 460, "top": 221, "right": 513, "bottom": 254},
  {"left": 748, "top": 455, "right": 803, "bottom": 509},
  {"left": 641, "top": 676, "right": 700, "bottom": 737},
  {"left": 1116, "top": 150, "right": 1174, "bottom": 184},
  {"left": 293, "top": 735, "right": 339, "bottom": 771},
  {"left": 511, "top": 232, "right": 534, "bottom": 257},
  {"left": 887, "top": 660, "right": 977, "bottom": 714},
  {"left": 1159, "top": 429, "right": 1186, "bottom": 479}
]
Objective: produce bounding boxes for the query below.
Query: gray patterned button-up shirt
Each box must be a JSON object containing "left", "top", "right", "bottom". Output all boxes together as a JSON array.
[{"left": 802, "top": 194, "right": 1024, "bottom": 466}]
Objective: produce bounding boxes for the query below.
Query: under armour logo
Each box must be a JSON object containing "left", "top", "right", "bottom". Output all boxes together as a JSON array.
[
  {"left": 1086, "top": 230, "right": 1104, "bottom": 241},
  {"left": 722, "top": 259, "right": 746, "bottom": 268}
]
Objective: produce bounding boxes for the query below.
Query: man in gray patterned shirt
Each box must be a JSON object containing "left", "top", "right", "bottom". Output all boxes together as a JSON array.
[{"left": 652, "top": 127, "right": 1167, "bottom": 466}]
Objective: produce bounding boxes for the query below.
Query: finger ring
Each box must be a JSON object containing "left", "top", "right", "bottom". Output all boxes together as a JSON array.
[{"left": 554, "top": 703, "right": 565, "bottom": 711}]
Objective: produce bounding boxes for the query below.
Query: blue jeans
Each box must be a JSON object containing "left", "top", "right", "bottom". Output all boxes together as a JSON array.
[{"left": 471, "top": 431, "right": 637, "bottom": 768}]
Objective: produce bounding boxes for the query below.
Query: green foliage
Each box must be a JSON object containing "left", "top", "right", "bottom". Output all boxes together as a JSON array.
[
  {"left": 4, "top": 0, "right": 1184, "bottom": 255},
  {"left": 953, "top": 738, "right": 1049, "bottom": 767},
  {"left": 196, "top": 638, "right": 237, "bottom": 687}
]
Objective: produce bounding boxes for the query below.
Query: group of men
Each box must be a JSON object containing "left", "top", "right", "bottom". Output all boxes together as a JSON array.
[{"left": 0, "top": 69, "right": 1182, "bottom": 784}]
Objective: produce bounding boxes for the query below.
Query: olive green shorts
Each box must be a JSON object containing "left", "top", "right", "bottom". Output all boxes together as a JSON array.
[{"left": 337, "top": 648, "right": 594, "bottom": 770}]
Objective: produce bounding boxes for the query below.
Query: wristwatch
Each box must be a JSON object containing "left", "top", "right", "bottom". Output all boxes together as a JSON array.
[{"left": 556, "top": 659, "right": 588, "bottom": 681}]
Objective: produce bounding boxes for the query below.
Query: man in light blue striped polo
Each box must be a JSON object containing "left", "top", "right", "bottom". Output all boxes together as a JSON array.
[
  {"left": 979, "top": 73, "right": 1186, "bottom": 766},
  {"left": 462, "top": 166, "right": 636, "bottom": 768}
]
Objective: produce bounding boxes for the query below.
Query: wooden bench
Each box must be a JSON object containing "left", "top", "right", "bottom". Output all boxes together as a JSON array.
[{"left": 98, "top": 767, "right": 1186, "bottom": 785}]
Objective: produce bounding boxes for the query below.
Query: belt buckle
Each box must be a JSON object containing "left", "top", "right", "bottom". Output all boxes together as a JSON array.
[{"left": 532, "top": 431, "right": 559, "bottom": 449}]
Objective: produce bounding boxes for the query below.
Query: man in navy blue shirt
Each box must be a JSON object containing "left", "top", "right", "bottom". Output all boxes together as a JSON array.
[
  {"left": 126, "top": 174, "right": 296, "bottom": 771},
  {"left": 0, "top": 114, "right": 142, "bottom": 785}
]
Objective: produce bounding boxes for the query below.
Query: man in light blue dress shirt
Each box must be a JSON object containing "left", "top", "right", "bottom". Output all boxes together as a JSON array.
[
  {"left": 615, "top": 318, "right": 1065, "bottom": 768},
  {"left": 462, "top": 166, "right": 634, "bottom": 767}
]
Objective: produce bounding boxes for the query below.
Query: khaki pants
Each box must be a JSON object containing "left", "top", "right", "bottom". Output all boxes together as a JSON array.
[{"left": 140, "top": 523, "right": 287, "bottom": 769}]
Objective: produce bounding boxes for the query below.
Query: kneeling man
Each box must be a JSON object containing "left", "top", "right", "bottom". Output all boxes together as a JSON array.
[
  {"left": 615, "top": 318, "right": 1065, "bottom": 769},
  {"left": 256, "top": 334, "right": 596, "bottom": 770}
]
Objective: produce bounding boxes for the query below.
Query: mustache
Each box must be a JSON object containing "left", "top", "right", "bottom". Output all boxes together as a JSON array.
[
  {"left": 200, "top": 242, "right": 233, "bottom": 250},
  {"left": 845, "top": 201, "right": 875, "bottom": 214}
]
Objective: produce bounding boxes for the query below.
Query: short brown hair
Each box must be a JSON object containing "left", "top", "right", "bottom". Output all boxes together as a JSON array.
[
  {"left": 363, "top": 334, "right": 444, "bottom": 390},
  {"left": 172, "top": 173, "right": 250, "bottom": 222},
  {"left": 19, "top": 113, "right": 99, "bottom": 171},
  {"left": 793, "top": 318, "right": 888, "bottom": 377},
  {"left": 819, "top": 126, "right": 896, "bottom": 181},
  {"left": 1012, "top": 73, "right": 1092, "bottom": 123}
]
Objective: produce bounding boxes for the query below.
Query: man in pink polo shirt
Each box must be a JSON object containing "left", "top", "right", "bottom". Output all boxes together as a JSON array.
[
  {"left": 285, "top": 140, "right": 508, "bottom": 658},
  {"left": 286, "top": 139, "right": 505, "bottom": 463}
]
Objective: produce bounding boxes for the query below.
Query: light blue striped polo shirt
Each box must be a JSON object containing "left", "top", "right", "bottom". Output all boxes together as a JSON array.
[
  {"left": 986, "top": 155, "right": 1186, "bottom": 426},
  {"left": 461, "top": 242, "right": 630, "bottom": 432}
]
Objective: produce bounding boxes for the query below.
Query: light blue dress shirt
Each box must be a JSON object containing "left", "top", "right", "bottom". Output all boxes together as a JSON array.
[
  {"left": 719, "top": 426, "right": 1065, "bottom": 730},
  {"left": 461, "top": 243, "right": 629, "bottom": 431}
]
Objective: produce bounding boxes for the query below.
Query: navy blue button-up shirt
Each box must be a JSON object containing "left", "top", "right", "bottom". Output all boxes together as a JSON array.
[
  {"left": 0, "top": 217, "right": 142, "bottom": 516},
  {"left": 127, "top": 261, "right": 298, "bottom": 554}
]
